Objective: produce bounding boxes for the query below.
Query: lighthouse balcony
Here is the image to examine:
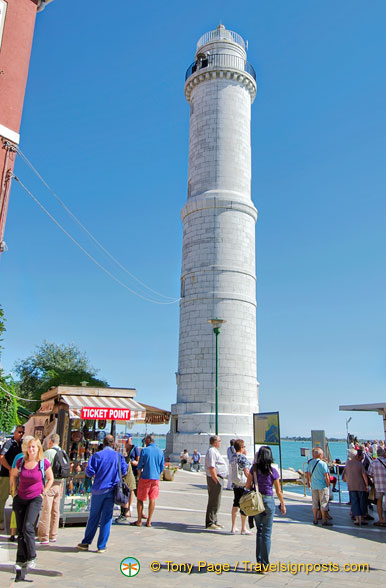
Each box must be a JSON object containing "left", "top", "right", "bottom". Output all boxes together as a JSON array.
[{"left": 185, "top": 53, "right": 256, "bottom": 82}]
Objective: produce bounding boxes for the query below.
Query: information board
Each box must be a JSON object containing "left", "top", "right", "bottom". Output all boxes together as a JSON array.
[{"left": 253, "top": 412, "right": 280, "bottom": 445}]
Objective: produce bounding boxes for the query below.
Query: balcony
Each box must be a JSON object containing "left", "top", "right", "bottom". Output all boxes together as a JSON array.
[
  {"left": 196, "top": 28, "right": 247, "bottom": 51},
  {"left": 185, "top": 53, "right": 256, "bottom": 82}
]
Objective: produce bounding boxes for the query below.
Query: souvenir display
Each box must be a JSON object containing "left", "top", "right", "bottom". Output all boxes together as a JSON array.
[{"left": 71, "top": 430, "right": 83, "bottom": 443}]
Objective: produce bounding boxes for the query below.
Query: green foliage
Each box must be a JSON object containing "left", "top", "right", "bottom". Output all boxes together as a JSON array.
[
  {"left": 14, "top": 341, "right": 108, "bottom": 410},
  {"left": 0, "top": 306, "right": 19, "bottom": 433},
  {"left": 0, "top": 376, "right": 19, "bottom": 433}
]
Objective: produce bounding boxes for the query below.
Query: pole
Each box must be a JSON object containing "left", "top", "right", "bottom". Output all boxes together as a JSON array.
[
  {"left": 214, "top": 327, "right": 219, "bottom": 435},
  {"left": 277, "top": 412, "right": 283, "bottom": 489}
]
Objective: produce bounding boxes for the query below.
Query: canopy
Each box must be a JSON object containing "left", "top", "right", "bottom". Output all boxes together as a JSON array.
[
  {"left": 340, "top": 402, "right": 386, "bottom": 437},
  {"left": 60, "top": 394, "right": 146, "bottom": 422},
  {"left": 339, "top": 403, "right": 386, "bottom": 415}
]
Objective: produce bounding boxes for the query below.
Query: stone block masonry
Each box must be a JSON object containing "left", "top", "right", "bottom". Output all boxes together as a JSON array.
[{"left": 166, "top": 25, "right": 259, "bottom": 460}]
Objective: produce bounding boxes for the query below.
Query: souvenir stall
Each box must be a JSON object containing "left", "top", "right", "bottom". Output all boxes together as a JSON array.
[{"left": 25, "top": 385, "right": 170, "bottom": 524}]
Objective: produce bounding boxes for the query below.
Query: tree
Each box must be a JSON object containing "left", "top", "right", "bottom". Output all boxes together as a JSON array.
[
  {"left": 0, "top": 306, "right": 19, "bottom": 433},
  {"left": 14, "top": 341, "right": 108, "bottom": 410}
]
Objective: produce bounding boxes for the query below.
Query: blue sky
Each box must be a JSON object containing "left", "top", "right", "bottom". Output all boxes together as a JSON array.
[{"left": 1, "top": 0, "right": 386, "bottom": 438}]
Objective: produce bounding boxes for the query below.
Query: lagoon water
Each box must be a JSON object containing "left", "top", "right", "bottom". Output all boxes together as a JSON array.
[
  {"left": 129, "top": 437, "right": 348, "bottom": 470},
  {"left": 128, "top": 436, "right": 350, "bottom": 497}
]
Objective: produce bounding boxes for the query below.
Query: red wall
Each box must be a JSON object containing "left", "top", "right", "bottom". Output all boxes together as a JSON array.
[{"left": 0, "top": 0, "right": 39, "bottom": 245}]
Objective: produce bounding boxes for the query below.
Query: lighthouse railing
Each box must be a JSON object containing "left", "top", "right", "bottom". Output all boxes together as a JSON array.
[
  {"left": 185, "top": 53, "right": 256, "bottom": 81},
  {"left": 196, "top": 29, "right": 246, "bottom": 51}
]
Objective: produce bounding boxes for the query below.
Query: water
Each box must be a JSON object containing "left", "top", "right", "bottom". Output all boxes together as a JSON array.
[
  {"left": 269, "top": 440, "right": 348, "bottom": 471},
  {"left": 124, "top": 437, "right": 349, "bottom": 496},
  {"left": 125, "top": 437, "right": 348, "bottom": 469}
]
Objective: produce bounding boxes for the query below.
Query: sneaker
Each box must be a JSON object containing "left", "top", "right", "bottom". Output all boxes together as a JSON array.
[
  {"left": 26, "top": 559, "right": 36, "bottom": 569},
  {"left": 50, "top": 538, "right": 57, "bottom": 542},
  {"left": 114, "top": 514, "right": 125, "bottom": 523},
  {"left": 206, "top": 524, "right": 221, "bottom": 530},
  {"left": 77, "top": 543, "right": 89, "bottom": 551},
  {"left": 215, "top": 523, "right": 224, "bottom": 528},
  {"left": 97, "top": 548, "right": 107, "bottom": 553},
  {"left": 37, "top": 540, "right": 49, "bottom": 545}
]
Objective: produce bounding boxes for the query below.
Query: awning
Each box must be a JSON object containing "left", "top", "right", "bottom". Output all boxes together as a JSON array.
[
  {"left": 339, "top": 403, "right": 386, "bottom": 416},
  {"left": 141, "top": 403, "right": 171, "bottom": 425},
  {"left": 61, "top": 394, "right": 146, "bottom": 422}
]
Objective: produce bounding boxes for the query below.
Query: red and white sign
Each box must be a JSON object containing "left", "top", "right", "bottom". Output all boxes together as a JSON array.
[{"left": 81, "top": 407, "right": 131, "bottom": 421}]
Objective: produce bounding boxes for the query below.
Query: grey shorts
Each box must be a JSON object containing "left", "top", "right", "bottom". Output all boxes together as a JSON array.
[{"left": 312, "top": 488, "right": 329, "bottom": 511}]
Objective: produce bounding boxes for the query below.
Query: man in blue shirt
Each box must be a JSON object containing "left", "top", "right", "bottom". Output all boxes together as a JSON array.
[
  {"left": 131, "top": 434, "right": 164, "bottom": 527},
  {"left": 306, "top": 448, "right": 332, "bottom": 526},
  {"left": 77, "top": 435, "right": 127, "bottom": 552}
]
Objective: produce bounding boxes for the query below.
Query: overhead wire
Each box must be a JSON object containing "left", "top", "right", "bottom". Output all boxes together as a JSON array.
[
  {"left": 0, "top": 382, "right": 37, "bottom": 402},
  {"left": 13, "top": 174, "right": 180, "bottom": 305},
  {"left": 15, "top": 146, "right": 179, "bottom": 302}
]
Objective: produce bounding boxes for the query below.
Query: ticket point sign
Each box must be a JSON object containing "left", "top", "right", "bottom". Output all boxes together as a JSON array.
[{"left": 81, "top": 407, "right": 131, "bottom": 421}]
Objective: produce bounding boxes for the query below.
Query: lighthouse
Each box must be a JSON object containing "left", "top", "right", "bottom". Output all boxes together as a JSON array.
[{"left": 166, "top": 25, "right": 259, "bottom": 459}]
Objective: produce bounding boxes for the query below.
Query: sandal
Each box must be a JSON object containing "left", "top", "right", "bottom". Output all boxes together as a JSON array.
[{"left": 373, "top": 521, "right": 384, "bottom": 527}]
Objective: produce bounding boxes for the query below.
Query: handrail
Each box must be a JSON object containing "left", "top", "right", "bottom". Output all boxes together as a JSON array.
[
  {"left": 197, "top": 29, "right": 246, "bottom": 51},
  {"left": 185, "top": 53, "right": 256, "bottom": 82}
]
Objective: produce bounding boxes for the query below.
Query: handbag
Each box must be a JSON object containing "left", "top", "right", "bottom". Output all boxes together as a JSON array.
[
  {"left": 114, "top": 453, "right": 130, "bottom": 506},
  {"left": 239, "top": 468, "right": 265, "bottom": 516}
]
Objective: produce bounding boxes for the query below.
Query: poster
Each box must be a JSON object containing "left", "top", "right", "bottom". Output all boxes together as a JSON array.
[{"left": 253, "top": 412, "right": 280, "bottom": 445}]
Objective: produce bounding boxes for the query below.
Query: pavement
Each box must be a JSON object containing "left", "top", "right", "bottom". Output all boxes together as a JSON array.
[{"left": 0, "top": 469, "right": 385, "bottom": 587}]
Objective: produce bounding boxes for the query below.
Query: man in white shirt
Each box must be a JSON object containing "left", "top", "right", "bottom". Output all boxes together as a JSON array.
[{"left": 204, "top": 436, "right": 228, "bottom": 530}]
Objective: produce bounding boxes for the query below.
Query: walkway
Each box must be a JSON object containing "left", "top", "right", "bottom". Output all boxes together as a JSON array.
[{"left": 0, "top": 469, "right": 385, "bottom": 587}]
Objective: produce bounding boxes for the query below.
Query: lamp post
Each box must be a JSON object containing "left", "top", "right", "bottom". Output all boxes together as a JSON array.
[
  {"left": 346, "top": 417, "right": 352, "bottom": 448},
  {"left": 208, "top": 318, "right": 226, "bottom": 435}
]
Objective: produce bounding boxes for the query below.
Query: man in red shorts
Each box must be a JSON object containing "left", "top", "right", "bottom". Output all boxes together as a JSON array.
[{"left": 131, "top": 435, "right": 164, "bottom": 527}]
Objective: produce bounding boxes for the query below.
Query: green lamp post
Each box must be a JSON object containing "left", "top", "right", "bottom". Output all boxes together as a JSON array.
[{"left": 208, "top": 318, "right": 226, "bottom": 435}]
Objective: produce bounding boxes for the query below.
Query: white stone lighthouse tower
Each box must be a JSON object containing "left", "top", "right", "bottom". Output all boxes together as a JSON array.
[{"left": 166, "top": 25, "right": 258, "bottom": 459}]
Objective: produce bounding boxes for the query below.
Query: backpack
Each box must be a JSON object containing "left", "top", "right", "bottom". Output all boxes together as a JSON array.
[
  {"left": 52, "top": 447, "right": 71, "bottom": 479},
  {"left": 230, "top": 455, "right": 247, "bottom": 487}
]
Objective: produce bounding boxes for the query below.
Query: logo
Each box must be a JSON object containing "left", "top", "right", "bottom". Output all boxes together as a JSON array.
[{"left": 120, "top": 557, "right": 140, "bottom": 577}]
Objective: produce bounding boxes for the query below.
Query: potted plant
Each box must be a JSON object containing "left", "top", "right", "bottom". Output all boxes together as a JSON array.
[{"left": 162, "top": 464, "right": 178, "bottom": 481}]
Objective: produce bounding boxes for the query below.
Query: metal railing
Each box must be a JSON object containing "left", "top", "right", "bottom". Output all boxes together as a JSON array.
[
  {"left": 185, "top": 53, "right": 256, "bottom": 82},
  {"left": 197, "top": 29, "right": 246, "bottom": 51}
]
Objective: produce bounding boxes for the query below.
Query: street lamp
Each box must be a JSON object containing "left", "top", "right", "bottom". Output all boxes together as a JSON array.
[
  {"left": 208, "top": 318, "right": 226, "bottom": 435},
  {"left": 346, "top": 417, "right": 352, "bottom": 447}
]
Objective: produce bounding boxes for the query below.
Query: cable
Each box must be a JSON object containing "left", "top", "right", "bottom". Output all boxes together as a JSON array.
[
  {"left": 16, "top": 147, "right": 178, "bottom": 301},
  {"left": 0, "top": 383, "right": 38, "bottom": 402},
  {"left": 13, "top": 175, "right": 180, "bottom": 305}
]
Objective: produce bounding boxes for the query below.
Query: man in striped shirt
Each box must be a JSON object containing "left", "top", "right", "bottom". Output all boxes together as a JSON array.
[{"left": 368, "top": 447, "right": 386, "bottom": 526}]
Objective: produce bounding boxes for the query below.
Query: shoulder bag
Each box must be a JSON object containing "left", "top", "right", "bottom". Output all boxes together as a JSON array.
[
  {"left": 114, "top": 453, "right": 130, "bottom": 506},
  {"left": 239, "top": 468, "right": 265, "bottom": 516}
]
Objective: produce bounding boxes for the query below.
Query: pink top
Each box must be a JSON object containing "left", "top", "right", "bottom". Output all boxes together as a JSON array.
[{"left": 16, "top": 458, "right": 50, "bottom": 500}]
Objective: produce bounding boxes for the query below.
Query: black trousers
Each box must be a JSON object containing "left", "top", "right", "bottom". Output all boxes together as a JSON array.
[
  {"left": 205, "top": 476, "right": 223, "bottom": 527},
  {"left": 13, "top": 494, "right": 42, "bottom": 563}
]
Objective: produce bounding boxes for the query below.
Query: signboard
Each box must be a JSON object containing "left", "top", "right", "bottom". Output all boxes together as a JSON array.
[
  {"left": 0, "top": 1, "right": 7, "bottom": 50},
  {"left": 253, "top": 412, "right": 280, "bottom": 445},
  {"left": 81, "top": 407, "right": 131, "bottom": 421}
]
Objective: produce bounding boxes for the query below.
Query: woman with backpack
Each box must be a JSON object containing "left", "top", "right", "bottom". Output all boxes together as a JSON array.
[
  {"left": 230, "top": 439, "right": 251, "bottom": 535},
  {"left": 10, "top": 438, "right": 53, "bottom": 570},
  {"left": 245, "top": 446, "right": 286, "bottom": 568}
]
